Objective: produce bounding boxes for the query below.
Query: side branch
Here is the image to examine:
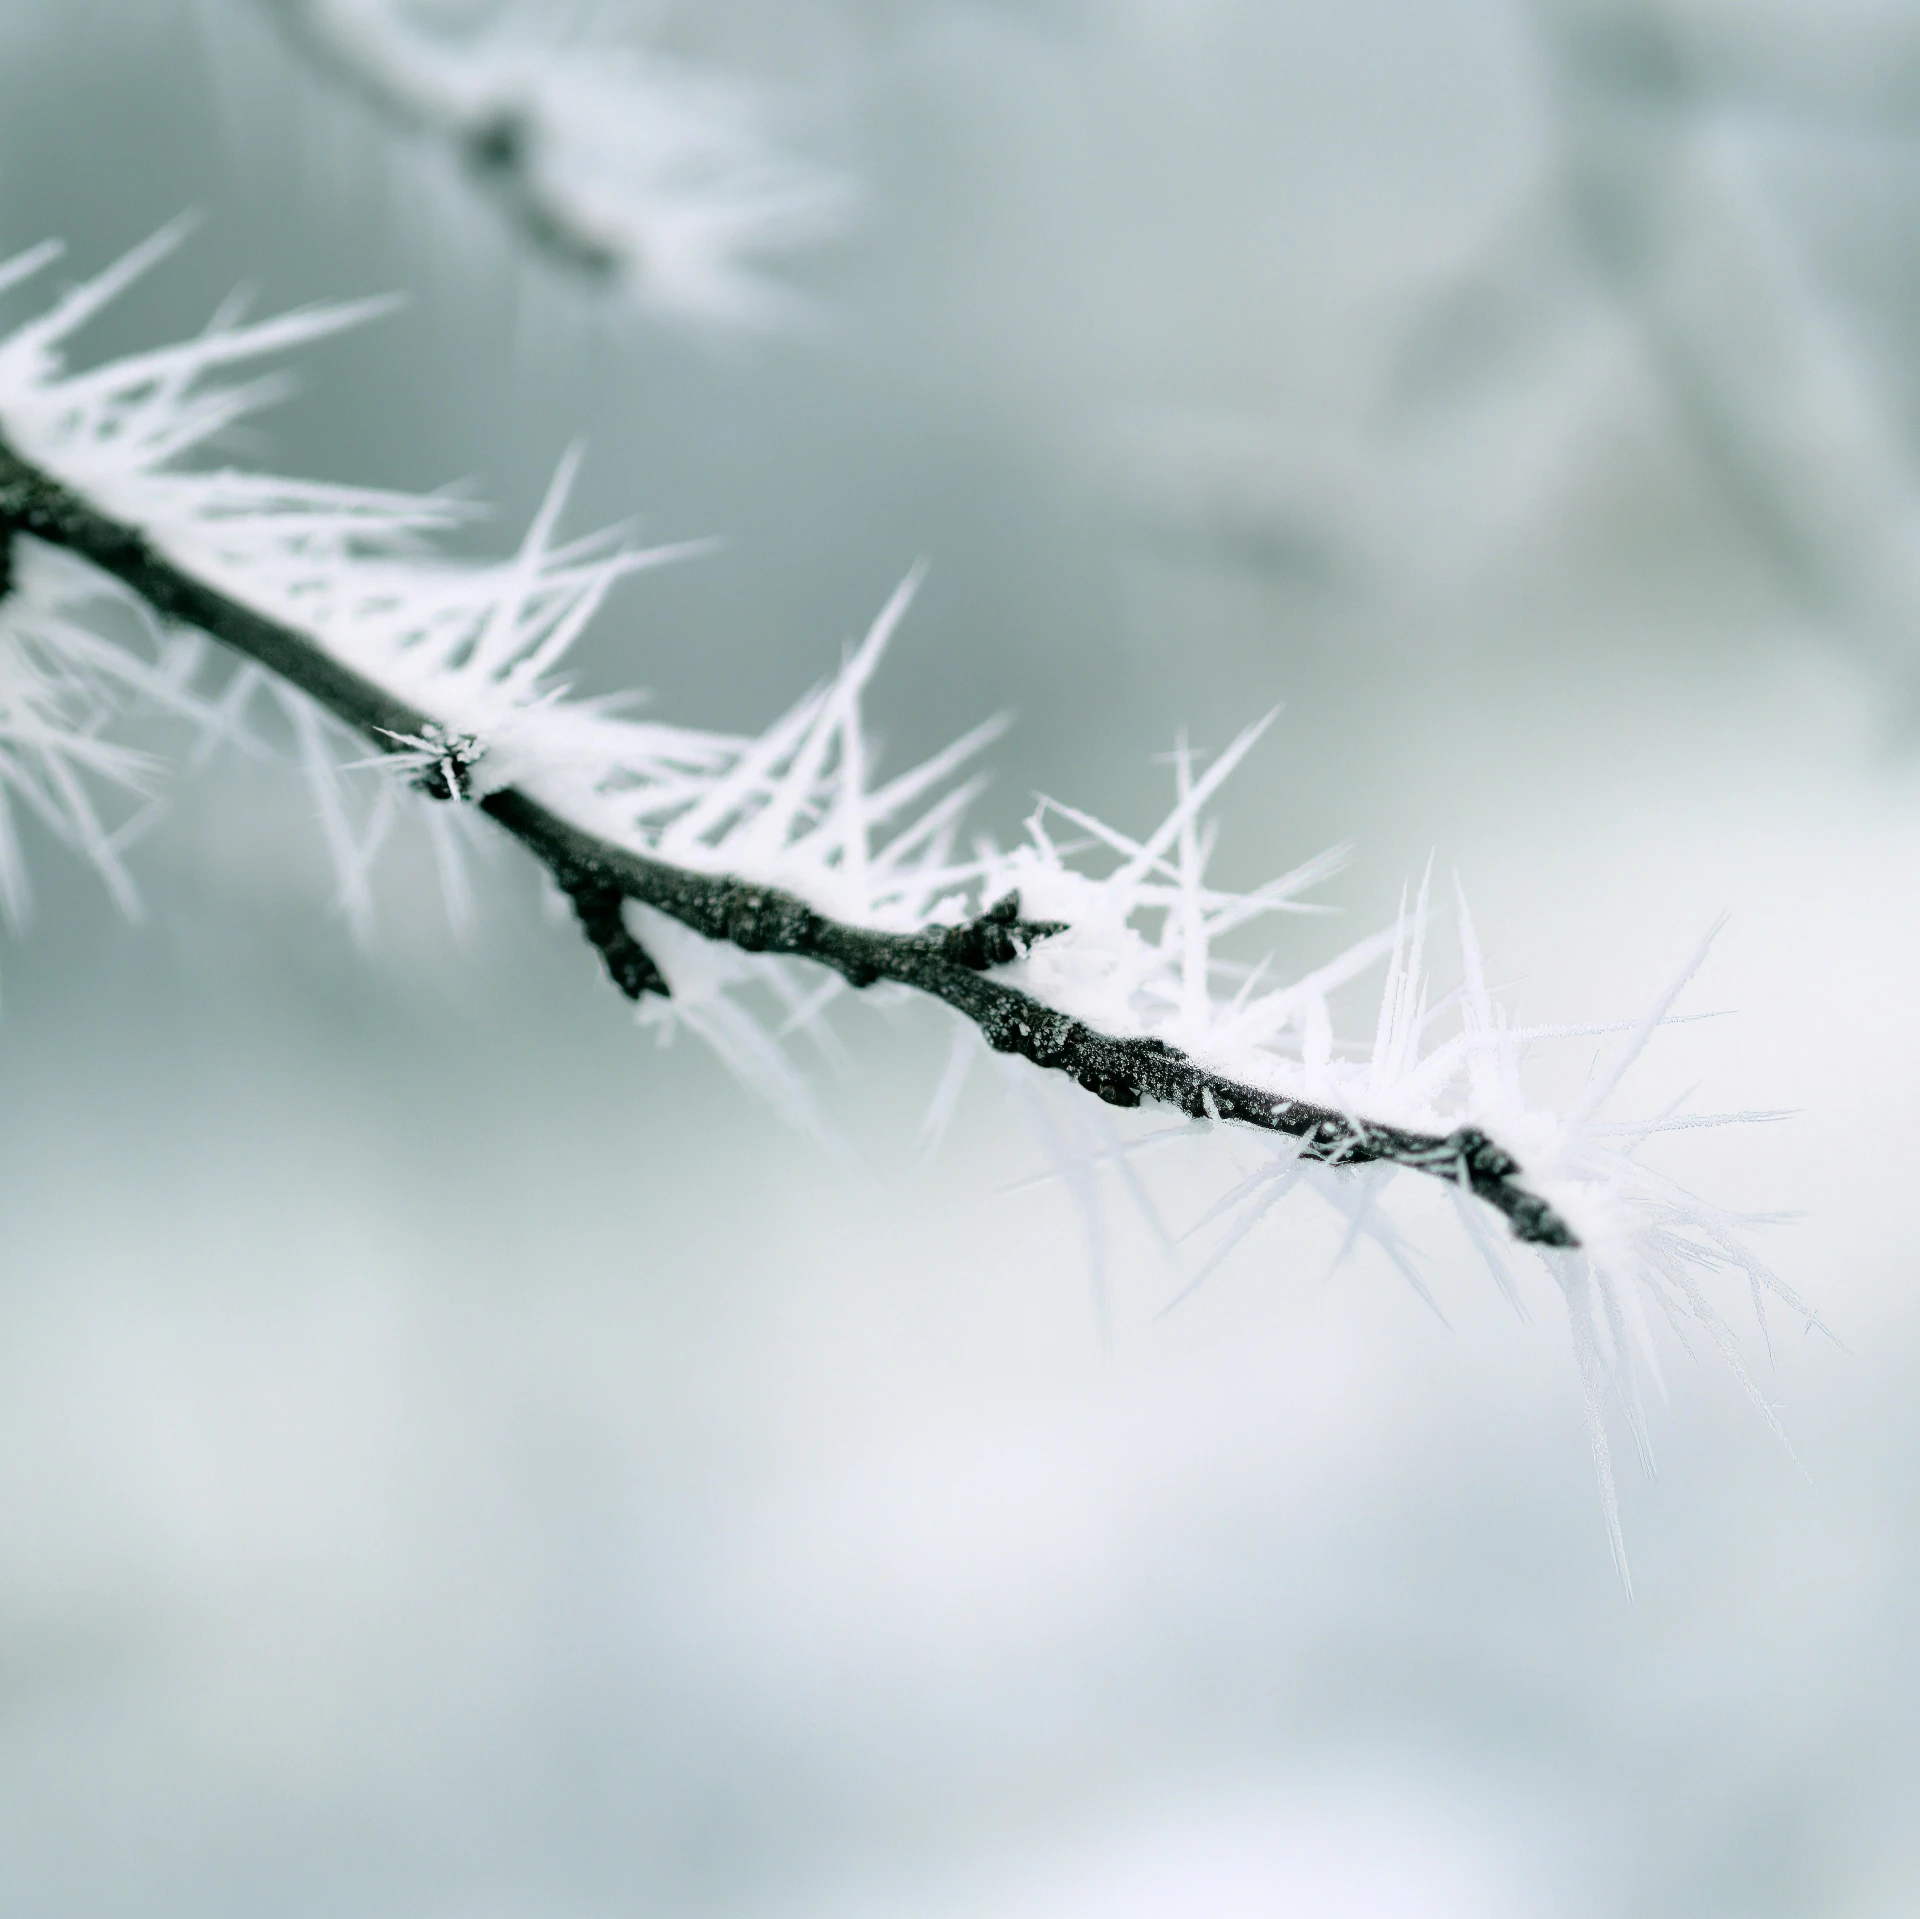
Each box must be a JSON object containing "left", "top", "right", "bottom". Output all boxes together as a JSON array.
[
  {"left": 0, "top": 432, "right": 1579, "bottom": 1248},
  {"left": 261, "top": 0, "right": 621, "bottom": 280}
]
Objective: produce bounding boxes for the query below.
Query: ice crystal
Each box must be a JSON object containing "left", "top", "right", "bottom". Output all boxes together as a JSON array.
[
  {"left": 0, "top": 539, "right": 190, "bottom": 925},
  {"left": 0, "top": 233, "right": 1813, "bottom": 1574}
]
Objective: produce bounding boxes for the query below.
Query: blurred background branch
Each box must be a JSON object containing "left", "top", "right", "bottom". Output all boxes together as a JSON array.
[
  {"left": 1389, "top": 0, "right": 1920, "bottom": 702},
  {"left": 258, "top": 0, "right": 857, "bottom": 324}
]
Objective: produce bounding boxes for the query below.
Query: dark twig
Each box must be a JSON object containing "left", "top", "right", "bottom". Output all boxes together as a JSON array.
[
  {"left": 0, "top": 430, "right": 1579, "bottom": 1248},
  {"left": 557, "top": 866, "right": 670, "bottom": 1002}
]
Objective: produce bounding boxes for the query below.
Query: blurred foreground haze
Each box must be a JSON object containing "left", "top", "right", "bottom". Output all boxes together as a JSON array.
[{"left": 3, "top": 3, "right": 1920, "bottom": 1914}]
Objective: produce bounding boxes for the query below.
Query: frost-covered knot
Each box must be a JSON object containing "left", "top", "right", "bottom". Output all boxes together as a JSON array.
[
  {"left": 1075, "top": 1058, "right": 1143, "bottom": 1108},
  {"left": 934, "top": 891, "right": 1069, "bottom": 971},
  {"left": 714, "top": 882, "right": 818, "bottom": 955},
  {"left": 979, "top": 1000, "right": 1080, "bottom": 1066},
  {"left": 380, "top": 723, "right": 485, "bottom": 802},
  {"left": 1302, "top": 1115, "right": 1364, "bottom": 1161}
]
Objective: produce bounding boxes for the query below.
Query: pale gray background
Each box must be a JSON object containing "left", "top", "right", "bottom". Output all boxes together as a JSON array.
[{"left": 0, "top": 3, "right": 1914, "bottom": 1914}]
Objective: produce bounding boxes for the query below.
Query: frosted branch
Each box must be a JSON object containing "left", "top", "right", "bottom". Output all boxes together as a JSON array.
[
  {"left": 0, "top": 431, "right": 1575, "bottom": 1242},
  {"left": 0, "top": 232, "right": 1823, "bottom": 1570}
]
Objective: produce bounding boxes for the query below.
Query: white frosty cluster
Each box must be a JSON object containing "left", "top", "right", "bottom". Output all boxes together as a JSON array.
[
  {"left": 260, "top": 0, "right": 854, "bottom": 327},
  {"left": 0, "top": 535, "right": 183, "bottom": 927},
  {"left": 0, "top": 237, "right": 1815, "bottom": 1576},
  {"left": 0, "top": 246, "right": 220, "bottom": 926}
]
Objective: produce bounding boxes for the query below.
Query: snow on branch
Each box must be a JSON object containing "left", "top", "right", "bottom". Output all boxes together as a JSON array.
[
  {"left": 256, "top": 0, "right": 855, "bottom": 326},
  {"left": 0, "top": 233, "right": 1819, "bottom": 1575}
]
